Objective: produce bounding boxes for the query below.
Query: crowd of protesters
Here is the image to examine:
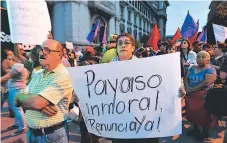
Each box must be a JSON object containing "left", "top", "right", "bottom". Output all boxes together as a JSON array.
[{"left": 1, "top": 31, "right": 227, "bottom": 143}]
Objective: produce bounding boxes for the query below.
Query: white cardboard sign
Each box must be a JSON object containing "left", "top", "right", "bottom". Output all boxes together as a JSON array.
[
  {"left": 68, "top": 52, "right": 182, "bottom": 138},
  {"left": 6, "top": 0, "right": 51, "bottom": 45},
  {"left": 65, "top": 41, "right": 74, "bottom": 49}
]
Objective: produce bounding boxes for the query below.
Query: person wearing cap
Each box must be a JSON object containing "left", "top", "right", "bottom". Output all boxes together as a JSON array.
[{"left": 101, "top": 34, "right": 118, "bottom": 63}]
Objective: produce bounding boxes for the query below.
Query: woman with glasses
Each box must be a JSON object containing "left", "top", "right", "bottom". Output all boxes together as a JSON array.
[
  {"left": 184, "top": 51, "right": 218, "bottom": 142},
  {"left": 180, "top": 39, "right": 197, "bottom": 69},
  {"left": 111, "top": 33, "right": 159, "bottom": 143}
]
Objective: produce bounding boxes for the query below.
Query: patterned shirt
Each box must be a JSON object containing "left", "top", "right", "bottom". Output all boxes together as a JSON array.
[
  {"left": 25, "top": 63, "right": 73, "bottom": 129},
  {"left": 112, "top": 56, "right": 137, "bottom": 62}
]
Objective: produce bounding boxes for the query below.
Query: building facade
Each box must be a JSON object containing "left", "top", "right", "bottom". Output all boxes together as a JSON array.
[
  {"left": 2, "top": 0, "right": 169, "bottom": 46},
  {"left": 116, "top": 1, "right": 169, "bottom": 41},
  {"left": 46, "top": 1, "right": 116, "bottom": 45},
  {"left": 47, "top": 0, "right": 169, "bottom": 45}
]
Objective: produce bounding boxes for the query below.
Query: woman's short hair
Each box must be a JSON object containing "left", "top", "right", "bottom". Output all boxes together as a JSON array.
[
  {"left": 197, "top": 51, "right": 210, "bottom": 60},
  {"left": 116, "top": 33, "right": 135, "bottom": 46}
]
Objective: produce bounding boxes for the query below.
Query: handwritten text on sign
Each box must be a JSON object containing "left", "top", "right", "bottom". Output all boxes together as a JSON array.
[
  {"left": 68, "top": 53, "right": 182, "bottom": 138},
  {"left": 6, "top": 0, "right": 51, "bottom": 45}
]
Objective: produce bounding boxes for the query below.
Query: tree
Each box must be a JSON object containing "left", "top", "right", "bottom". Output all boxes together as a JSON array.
[
  {"left": 207, "top": 1, "right": 227, "bottom": 45},
  {"left": 215, "top": 1, "right": 227, "bottom": 26}
]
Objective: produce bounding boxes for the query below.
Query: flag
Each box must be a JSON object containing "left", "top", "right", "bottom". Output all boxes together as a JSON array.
[
  {"left": 212, "top": 24, "right": 227, "bottom": 43},
  {"left": 102, "top": 21, "right": 107, "bottom": 44},
  {"left": 94, "top": 21, "right": 100, "bottom": 39},
  {"left": 181, "top": 11, "right": 198, "bottom": 38},
  {"left": 189, "top": 32, "right": 198, "bottom": 45},
  {"left": 188, "top": 20, "right": 199, "bottom": 44},
  {"left": 86, "top": 21, "right": 100, "bottom": 43},
  {"left": 197, "top": 26, "right": 207, "bottom": 43},
  {"left": 170, "top": 27, "right": 182, "bottom": 44},
  {"left": 146, "top": 24, "right": 160, "bottom": 51}
]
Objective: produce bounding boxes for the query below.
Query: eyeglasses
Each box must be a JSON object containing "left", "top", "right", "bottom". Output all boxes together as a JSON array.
[
  {"left": 107, "top": 41, "right": 116, "bottom": 44},
  {"left": 181, "top": 42, "right": 188, "bottom": 45},
  {"left": 117, "top": 40, "right": 132, "bottom": 46},
  {"left": 38, "top": 47, "right": 61, "bottom": 55}
]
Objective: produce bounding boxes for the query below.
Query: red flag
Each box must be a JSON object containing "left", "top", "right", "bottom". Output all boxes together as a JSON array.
[
  {"left": 189, "top": 20, "right": 199, "bottom": 45},
  {"left": 147, "top": 24, "right": 160, "bottom": 51},
  {"left": 189, "top": 32, "right": 198, "bottom": 44},
  {"left": 170, "top": 27, "right": 182, "bottom": 44}
]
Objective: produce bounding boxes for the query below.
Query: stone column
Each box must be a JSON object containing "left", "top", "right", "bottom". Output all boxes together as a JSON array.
[
  {"left": 109, "top": 17, "right": 115, "bottom": 35},
  {"left": 136, "top": 14, "right": 139, "bottom": 40},
  {"left": 159, "top": 18, "right": 164, "bottom": 38},
  {"left": 71, "top": 1, "right": 91, "bottom": 43},
  {"left": 52, "top": 2, "right": 65, "bottom": 43},
  {"left": 131, "top": 10, "right": 134, "bottom": 36},
  {"left": 64, "top": 2, "right": 73, "bottom": 42},
  {"left": 124, "top": 6, "right": 128, "bottom": 32},
  {"left": 115, "top": 1, "right": 121, "bottom": 35}
]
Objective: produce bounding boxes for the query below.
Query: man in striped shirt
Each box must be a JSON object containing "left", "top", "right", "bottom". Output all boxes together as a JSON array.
[{"left": 15, "top": 39, "right": 73, "bottom": 143}]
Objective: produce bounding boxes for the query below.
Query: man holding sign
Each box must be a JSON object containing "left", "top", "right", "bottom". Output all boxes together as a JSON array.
[{"left": 68, "top": 33, "right": 183, "bottom": 143}]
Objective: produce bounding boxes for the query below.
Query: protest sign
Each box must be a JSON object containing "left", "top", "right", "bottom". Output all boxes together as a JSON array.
[
  {"left": 68, "top": 52, "right": 182, "bottom": 138},
  {"left": 6, "top": 0, "right": 51, "bottom": 45},
  {"left": 66, "top": 41, "right": 74, "bottom": 49},
  {"left": 21, "top": 44, "right": 36, "bottom": 51}
]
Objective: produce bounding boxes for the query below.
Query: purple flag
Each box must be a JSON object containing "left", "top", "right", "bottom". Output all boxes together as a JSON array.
[
  {"left": 102, "top": 21, "right": 107, "bottom": 44},
  {"left": 197, "top": 26, "right": 207, "bottom": 43},
  {"left": 86, "top": 21, "right": 100, "bottom": 43},
  {"left": 181, "top": 11, "right": 198, "bottom": 38},
  {"left": 94, "top": 21, "right": 100, "bottom": 40}
]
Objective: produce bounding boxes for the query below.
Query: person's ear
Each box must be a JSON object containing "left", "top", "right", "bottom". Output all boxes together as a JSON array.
[{"left": 132, "top": 45, "right": 135, "bottom": 52}]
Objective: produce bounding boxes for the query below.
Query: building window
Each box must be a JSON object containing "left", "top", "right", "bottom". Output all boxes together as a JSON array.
[
  {"left": 139, "top": 18, "right": 142, "bottom": 27},
  {"left": 159, "top": 1, "right": 163, "bottom": 9},
  {"left": 135, "top": 1, "right": 138, "bottom": 9},
  {"left": 129, "top": 0, "right": 131, "bottom": 4},
  {"left": 147, "top": 23, "right": 150, "bottom": 32},
  {"left": 1, "top": 1, "right": 7, "bottom": 9},
  {"left": 120, "top": 6, "right": 124, "bottom": 19},
  {"left": 132, "top": 1, "right": 134, "bottom": 6},
  {"left": 134, "top": 14, "right": 137, "bottom": 25},
  {"left": 144, "top": 20, "right": 146, "bottom": 30},
  {"left": 128, "top": 10, "right": 131, "bottom": 22}
]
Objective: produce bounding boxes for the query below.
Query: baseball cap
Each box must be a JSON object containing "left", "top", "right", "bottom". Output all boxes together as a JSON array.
[{"left": 107, "top": 34, "right": 118, "bottom": 42}]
